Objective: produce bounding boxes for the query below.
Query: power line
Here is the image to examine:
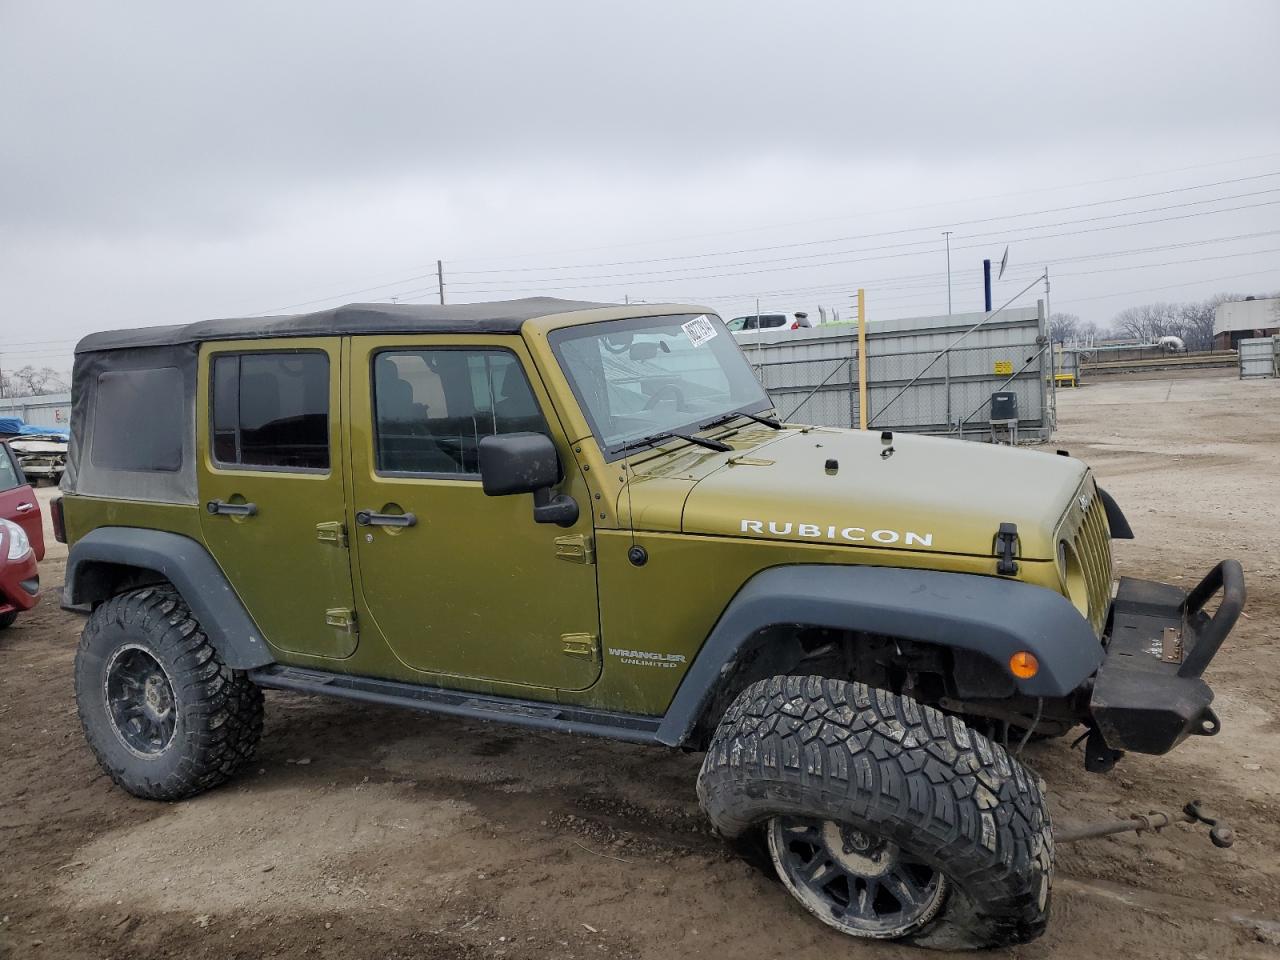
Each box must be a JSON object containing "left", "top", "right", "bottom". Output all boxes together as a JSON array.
[
  {"left": 444, "top": 150, "right": 1280, "bottom": 265},
  {"left": 1057, "top": 268, "right": 1280, "bottom": 305},
  {"left": 661, "top": 231, "right": 1280, "bottom": 303},
  {"left": 447, "top": 171, "right": 1280, "bottom": 276},
  {"left": 436, "top": 196, "right": 1280, "bottom": 293},
  {"left": 234, "top": 162, "right": 1280, "bottom": 316}
]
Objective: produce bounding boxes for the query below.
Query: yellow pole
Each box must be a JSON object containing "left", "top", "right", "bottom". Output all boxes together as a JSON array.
[{"left": 856, "top": 288, "right": 868, "bottom": 429}]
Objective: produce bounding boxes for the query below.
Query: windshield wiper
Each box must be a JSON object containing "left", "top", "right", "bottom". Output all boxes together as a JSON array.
[
  {"left": 700, "top": 409, "right": 782, "bottom": 431},
  {"left": 618, "top": 430, "right": 733, "bottom": 456}
]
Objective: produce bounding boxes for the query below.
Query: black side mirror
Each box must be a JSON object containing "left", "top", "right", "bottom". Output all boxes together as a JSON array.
[{"left": 478, "top": 432, "right": 579, "bottom": 527}]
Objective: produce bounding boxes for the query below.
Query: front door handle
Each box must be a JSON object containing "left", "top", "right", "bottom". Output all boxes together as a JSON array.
[
  {"left": 206, "top": 499, "right": 258, "bottom": 517},
  {"left": 356, "top": 510, "right": 417, "bottom": 528},
  {"left": 15, "top": 502, "right": 34, "bottom": 513}
]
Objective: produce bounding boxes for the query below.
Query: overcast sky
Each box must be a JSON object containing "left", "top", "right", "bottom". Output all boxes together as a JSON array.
[{"left": 2, "top": 0, "right": 1278, "bottom": 375}]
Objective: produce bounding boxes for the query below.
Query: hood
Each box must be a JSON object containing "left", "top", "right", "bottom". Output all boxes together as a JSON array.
[{"left": 669, "top": 427, "right": 1087, "bottom": 560}]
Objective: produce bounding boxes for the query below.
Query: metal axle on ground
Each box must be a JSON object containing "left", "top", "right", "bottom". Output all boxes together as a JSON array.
[{"left": 1055, "top": 800, "right": 1234, "bottom": 849}]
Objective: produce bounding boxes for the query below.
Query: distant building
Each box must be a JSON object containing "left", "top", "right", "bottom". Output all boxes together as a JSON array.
[{"left": 1214, "top": 296, "right": 1280, "bottom": 350}]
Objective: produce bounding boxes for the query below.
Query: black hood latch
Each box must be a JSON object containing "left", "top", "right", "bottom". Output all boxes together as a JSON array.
[{"left": 994, "top": 522, "right": 1019, "bottom": 576}]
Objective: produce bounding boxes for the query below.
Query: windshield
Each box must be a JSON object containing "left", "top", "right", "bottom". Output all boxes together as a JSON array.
[{"left": 550, "top": 313, "right": 772, "bottom": 455}]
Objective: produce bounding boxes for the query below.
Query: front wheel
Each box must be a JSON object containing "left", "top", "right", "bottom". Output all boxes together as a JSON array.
[
  {"left": 696, "top": 676, "right": 1053, "bottom": 950},
  {"left": 74, "top": 585, "right": 264, "bottom": 801}
]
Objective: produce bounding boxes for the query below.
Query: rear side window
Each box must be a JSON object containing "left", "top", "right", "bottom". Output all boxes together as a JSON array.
[
  {"left": 91, "top": 367, "right": 185, "bottom": 472},
  {"left": 211, "top": 352, "right": 329, "bottom": 470},
  {"left": 372, "top": 348, "right": 547, "bottom": 476}
]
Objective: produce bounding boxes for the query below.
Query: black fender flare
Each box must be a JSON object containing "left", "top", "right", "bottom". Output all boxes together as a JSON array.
[
  {"left": 1097, "top": 487, "right": 1134, "bottom": 539},
  {"left": 656, "top": 564, "right": 1103, "bottom": 747},
  {"left": 63, "top": 527, "right": 274, "bottom": 669}
]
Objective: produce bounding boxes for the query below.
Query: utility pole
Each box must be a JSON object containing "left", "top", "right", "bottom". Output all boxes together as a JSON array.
[
  {"left": 856, "top": 289, "right": 868, "bottom": 430},
  {"left": 943, "top": 231, "right": 953, "bottom": 315},
  {"left": 437, "top": 259, "right": 446, "bottom": 305}
]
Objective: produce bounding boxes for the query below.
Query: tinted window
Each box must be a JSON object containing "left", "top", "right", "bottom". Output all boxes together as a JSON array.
[
  {"left": 91, "top": 367, "right": 185, "bottom": 472},
  {"left": 760, "top": 315, "right": 787, "bottom": 328},
  {"left": 373, "top": 349, "right": 547, "bottom": 475},
  {"left": 211, "top": 352, "right": 329, "bottom": 470},
  {"left": 0, "top": 445, "right": 21, "bottom": 491}
]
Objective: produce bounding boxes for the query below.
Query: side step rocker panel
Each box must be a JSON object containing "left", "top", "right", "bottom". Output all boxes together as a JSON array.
[{"left": 249, "top": 665, "right": 663, "bottom": 745}]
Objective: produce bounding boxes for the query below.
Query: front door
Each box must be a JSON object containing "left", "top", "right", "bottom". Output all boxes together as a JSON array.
[
  {"left": 347, "top": 335, "right": 601, "bottom": 691},
  {"left": 197, "top": 339, "right": 358, "bottom": 659}
]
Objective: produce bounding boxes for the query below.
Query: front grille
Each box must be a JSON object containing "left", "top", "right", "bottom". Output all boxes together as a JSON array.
[{"left": 1059, "top": 480, "right": 1114, "bottom": 635}]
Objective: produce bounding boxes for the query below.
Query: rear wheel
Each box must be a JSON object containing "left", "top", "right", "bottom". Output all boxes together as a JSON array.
[
  {"left": 74, "top": 585, "right": 264, "bottom": 800},
  {"left": 0, "top": 610, "right": 17, "bottom": 630},
  {"left": 697, "top": 675, "right": 1053, "bottom": 949}
]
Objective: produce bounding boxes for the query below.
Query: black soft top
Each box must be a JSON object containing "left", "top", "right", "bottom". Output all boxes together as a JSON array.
[{"left": 74, "top": 297, "right": 616, "bottom": 354}]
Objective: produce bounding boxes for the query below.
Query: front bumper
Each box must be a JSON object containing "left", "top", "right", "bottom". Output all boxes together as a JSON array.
[
  {"left": 1089, "top": 560, "right": 1244, "bottom": 756},
  {"left": 0, "top": 550, "right": 40, "bottom": 615}
]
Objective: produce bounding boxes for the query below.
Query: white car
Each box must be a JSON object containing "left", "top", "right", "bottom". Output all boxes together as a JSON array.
[{"left": 725, "top": 311, "right": 814, "bottom": 335}]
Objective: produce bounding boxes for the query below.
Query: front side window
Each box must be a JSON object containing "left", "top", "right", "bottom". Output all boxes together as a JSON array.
[
  {"left": 550, "top": 313, "right": 771, "bottom": 455},
  {"left": 0, "top": 445, "right": 21, "bottom": 491},
  {"left": 373, "top": 348, "right": 548, "bottom": 476},
  {"left": 211, "top": 352, "right": 329, "bottom": 470}
]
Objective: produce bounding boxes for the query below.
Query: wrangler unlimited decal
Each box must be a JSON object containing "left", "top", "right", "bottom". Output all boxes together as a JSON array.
[
  {"left": 608, "top": 648, "right": 688, "bottom": 668},
  {"left": 740, "top": 519, "right": 934, "bottom": 547}
]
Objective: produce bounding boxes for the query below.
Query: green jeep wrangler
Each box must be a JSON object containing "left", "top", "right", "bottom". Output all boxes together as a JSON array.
[{"left": 55, "top": 299, "right": 1244, "bottom": 949}]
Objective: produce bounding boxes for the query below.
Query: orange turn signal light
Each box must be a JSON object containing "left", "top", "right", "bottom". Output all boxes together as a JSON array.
[{"left": 1009, "top": 651, "right": 1039, "bottom": 680}]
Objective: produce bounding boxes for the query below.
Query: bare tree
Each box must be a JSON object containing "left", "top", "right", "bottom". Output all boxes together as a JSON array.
[
  {"left": 1112, "top": 302, "right": 1181, "bottom": 341},
  {"left": 0, "top": 365, "right": 68, "bottom": 398},
  {"left": 1048, "top": 312, "right": 1081, "bottom": 342}
]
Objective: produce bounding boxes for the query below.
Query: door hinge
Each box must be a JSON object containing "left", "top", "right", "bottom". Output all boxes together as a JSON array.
[
  {"left": 554, "top": 533, "right": 595, "bottom": 565},
  {"left": 316, "top": 521, "right": 348, "bottom": 548},
  {"left": 325, "top": 607, "right": 357, "bottom": 632},
  {"left": 561, "top": 632, "right": 599, "bottom": 661}
]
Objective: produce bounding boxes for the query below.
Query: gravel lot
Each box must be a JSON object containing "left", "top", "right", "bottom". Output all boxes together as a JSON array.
[{"left": 2, "top": 372, "right": 1278, "bottom": 959}]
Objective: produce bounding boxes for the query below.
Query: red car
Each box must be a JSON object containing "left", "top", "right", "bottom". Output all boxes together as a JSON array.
[{"left": 0, "top": 440, "right": 42, "bottom": 629}]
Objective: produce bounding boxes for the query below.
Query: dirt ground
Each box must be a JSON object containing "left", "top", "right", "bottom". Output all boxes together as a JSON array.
[{"left": 3, "top": 372, "right": 1278, "bottom": 959}]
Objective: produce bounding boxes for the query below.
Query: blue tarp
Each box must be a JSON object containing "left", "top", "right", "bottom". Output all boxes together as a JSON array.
[
  {"left": 0, "top": 417, "right": 69, "bottom": 439},
  {"left": 20, "top": 424, "right": 69, "bottom": 438}
]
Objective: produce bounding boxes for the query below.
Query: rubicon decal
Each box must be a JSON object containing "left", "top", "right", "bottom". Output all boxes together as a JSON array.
[
  {"left": 608, "top": 648, "right": 687, "bottom": 668},
  {"left": 740, "top": 519, "right": 934, "bottom": 547}
]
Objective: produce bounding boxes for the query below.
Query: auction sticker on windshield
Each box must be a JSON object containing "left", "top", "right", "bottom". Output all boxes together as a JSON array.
[{"left": 681, "top": 314, "right": 718, "bottom": 347}]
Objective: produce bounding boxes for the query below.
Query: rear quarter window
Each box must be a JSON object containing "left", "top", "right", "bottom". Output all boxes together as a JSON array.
[{"left": 90, "top": 367, "right": 185, "bottom": 472}]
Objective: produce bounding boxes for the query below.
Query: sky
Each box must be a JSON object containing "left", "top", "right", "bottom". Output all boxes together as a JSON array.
[{"left": 2, "top": 0, "right": 1279, "bottom": 378}]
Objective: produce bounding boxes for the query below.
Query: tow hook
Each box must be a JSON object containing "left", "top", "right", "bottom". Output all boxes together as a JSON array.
[{"left": 1055, "top": 800, "right": 1234, "bottom": 849}]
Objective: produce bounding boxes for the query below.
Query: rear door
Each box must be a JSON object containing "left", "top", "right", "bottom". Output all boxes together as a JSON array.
[
  {"left": 196, "top": 339, "right": 358, "bottom": 659},
  {"left": 0, "top": 443, "right": 43, "bottom": 561}
]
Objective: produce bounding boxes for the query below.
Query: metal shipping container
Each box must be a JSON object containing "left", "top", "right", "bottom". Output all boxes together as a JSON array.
[
  {"left": 0, "top": 392, "right": 72, "bottom": 429},
  {"left": 735, "top": 306, "right": 1051, "bottom": 441},
  {"left": 1239, "top": 337, "right": 1279, "bottom": 379}
]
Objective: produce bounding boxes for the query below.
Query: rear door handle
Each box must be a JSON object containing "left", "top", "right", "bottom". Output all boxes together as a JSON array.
[
  {"left": 355, "top": 510, "right": 416, "bottom": 528},
  {"left": 206, "top": 499, "right": 258, "bottom": 517},
  {"left": 15, "top": 503, "right": 34, "bottom": 513}
]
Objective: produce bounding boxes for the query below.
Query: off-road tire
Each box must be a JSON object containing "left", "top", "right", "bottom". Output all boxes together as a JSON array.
[
  {"left": 74, "top": 585, "right": 264, "bottom": 801},
  {"left": 696, "top": 675, "right": 1053, "bottom": 950},
  {"left": 0, "top": 610, "right": 17, "bottom": 630}
]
